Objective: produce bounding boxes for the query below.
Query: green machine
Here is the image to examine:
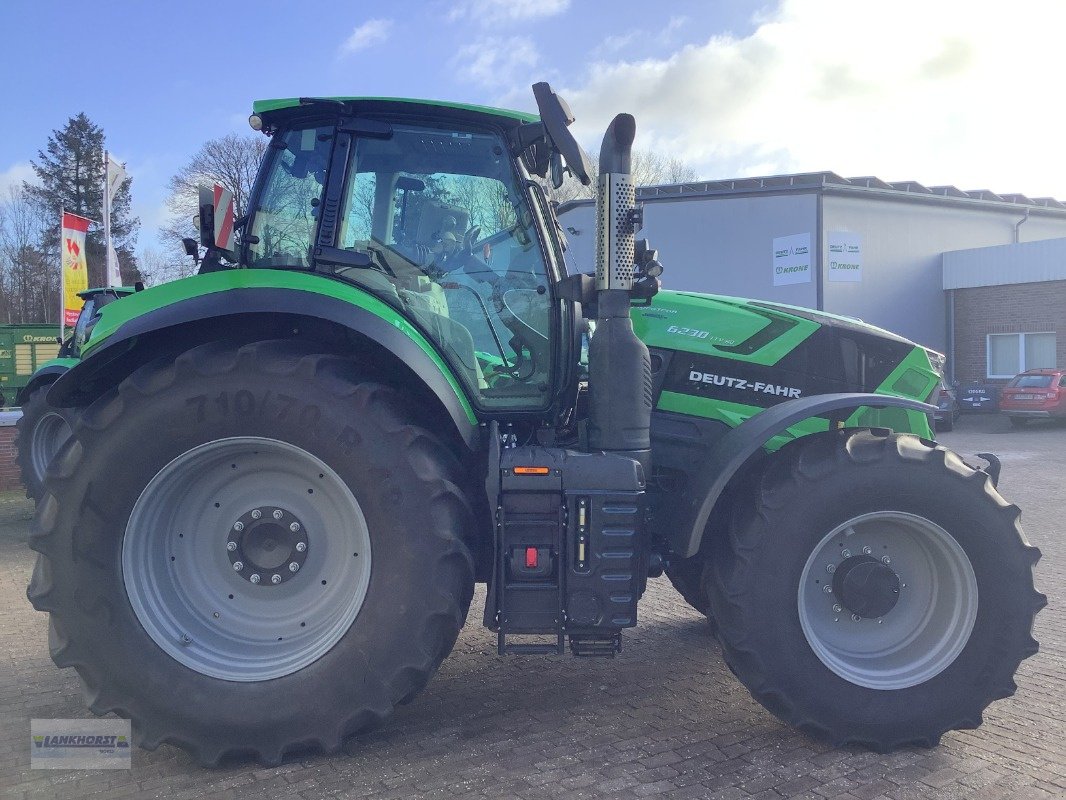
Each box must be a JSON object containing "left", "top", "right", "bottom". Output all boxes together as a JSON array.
[
  {"left": 0, "top": 325, "right": 61, "bottom": 409},
  {"left": 26, "top": 84, "right": 1043, "bottom": 765}
]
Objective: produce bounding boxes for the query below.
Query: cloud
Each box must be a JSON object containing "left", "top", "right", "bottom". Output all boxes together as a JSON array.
[
  {"left": 447, "top": 0, "right": 569, "bottom": 26},
  {"left": 0, "top": 162, "right": 36, "bottom": 194},
  {"left": 554, "top": 0, "right": 1066, "bottom": 199},
  {"left": 452, "top": 37, "right": 540, "bottom": 89},
  {"left": 338, "top": 19, "right": 392, "bottom": 57}
]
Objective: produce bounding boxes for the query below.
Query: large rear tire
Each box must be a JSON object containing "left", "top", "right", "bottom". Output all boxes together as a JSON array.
[
  {"left": 15, "top": 384, "right": 74, "bottom": 503},
  {"left": 704, "top": 429, "right": 1045, "bottom": 751},
  {"left": 27, "top": 340, "right": 475, "bottom": 765}
]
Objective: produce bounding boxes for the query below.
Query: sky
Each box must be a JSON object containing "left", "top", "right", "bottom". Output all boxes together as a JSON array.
[{"left": 2, "top": 0, "right": 1066, "bottom": 261}]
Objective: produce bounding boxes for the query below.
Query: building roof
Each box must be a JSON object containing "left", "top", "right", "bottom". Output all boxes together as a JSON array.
[{"left": 558, "top": 171, "right": 1066, "bottom": 216}]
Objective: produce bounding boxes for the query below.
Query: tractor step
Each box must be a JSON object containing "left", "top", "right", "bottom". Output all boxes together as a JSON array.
[
  {"left": 569, "top": 634, "right": 622, "bottom": 657},
  {"left": 498, "top": 633, "right": 566, "bottom": 656}
]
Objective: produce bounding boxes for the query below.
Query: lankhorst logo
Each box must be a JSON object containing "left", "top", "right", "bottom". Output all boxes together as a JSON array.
[{"left": 31, "top": 719, "right": 132, "bottom": 769}]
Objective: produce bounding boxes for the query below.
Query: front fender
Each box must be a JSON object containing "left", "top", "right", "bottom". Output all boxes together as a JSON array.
[
  {"left": 15, "top": 359, "right": 79, "bottom": 406},
  {"left": 670, "top": 392, "right": 937, "bottom": 557},
  {"left": 48, "top": 270, "right": 480, "bottom": 449}
]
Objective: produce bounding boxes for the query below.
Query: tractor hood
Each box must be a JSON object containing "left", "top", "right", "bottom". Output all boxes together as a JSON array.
[{"left": 632, "top": 289, "right": 938, "bottom": 402}]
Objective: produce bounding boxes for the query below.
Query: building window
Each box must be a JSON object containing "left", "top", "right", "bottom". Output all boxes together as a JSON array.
[{"left": 987, "top": 332, "right": 1056, "bottom": 378}]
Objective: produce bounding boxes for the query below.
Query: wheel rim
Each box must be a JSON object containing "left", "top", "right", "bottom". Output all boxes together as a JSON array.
[
  {"left": 30, "top": 411, "right": 72, "bottom": 484},
  {"left": 797, "top": 511, "right": 978, "bottom": 690},
  {"left": 123, "top": 437, "right": 372, "bottom": 682}
]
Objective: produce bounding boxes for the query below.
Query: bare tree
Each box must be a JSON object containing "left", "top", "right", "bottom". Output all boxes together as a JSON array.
[
  {"left": 0, "top": 186, "right": 53, "bottom": 323},
  {"left": 161, "top": 133, "right": 268, "bottom": 247},
  {"left": 137, "top": 246, "right": 198, "bottom": 287},
  {"left": 539, "top": 148, "right": 700, "bottom": 204}
]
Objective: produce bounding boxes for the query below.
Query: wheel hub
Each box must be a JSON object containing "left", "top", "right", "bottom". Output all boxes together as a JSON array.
[
  {"left": 228, "top": 508, "right": 307, "bottom": 585},
  {"left": 831, "top": 554, "right": 900, "bottom": 619}
]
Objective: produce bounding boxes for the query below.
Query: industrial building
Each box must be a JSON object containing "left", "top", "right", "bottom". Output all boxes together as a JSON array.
[{"left": 558, "top": 173, "right": 1066, "bottom": 385}]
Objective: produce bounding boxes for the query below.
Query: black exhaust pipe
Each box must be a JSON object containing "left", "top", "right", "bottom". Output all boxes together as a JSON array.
[{"left": 586, "top": 114, "right": 652, "bottom": 466}]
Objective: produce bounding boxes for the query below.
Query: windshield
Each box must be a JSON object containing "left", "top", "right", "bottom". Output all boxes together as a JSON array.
[
  {"left": 334, "top": 123, "right": 555, "bottom": 409},
  {"left": 1008, "top": 374, "right": 1054, "bottom": 388}
]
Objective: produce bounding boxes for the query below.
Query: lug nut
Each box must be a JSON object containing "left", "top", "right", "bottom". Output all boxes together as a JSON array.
[
  {"left": 826, "top": 564, "right": 836, "bottom": 574},
  {"left": 851, "top": 613, "right": 861, "bottom": 621},
  {"left": 227, "top": 541, "right": 237, "bottom": 552},
  {"left": 862, "top": 546, "right": 872, "bottom": 555},
  {"left": 233, "top": 521, "right": 245, "bottom": 532},
  {"left": 233, "top": 561, "right": 244, "bottom": 571},
  {"left": 271, "top": 574, "right": 282, "bottom": 584},
  {"left": 250, "top": 573, "right": 261, "bottom": 584},
  {"left": 823, "top": 585, "right": 833, "bottom": 594},
  {"left": 251, "top": 509, "right": 262, "bottom": 520},
  {"left": 841, "top": 548, "right": 852, "bottom": 558},
  {"left": 882, "top": 556, "right": 891, "bottom": 565},
  {"left": 833, "top": 604, "right": 843, "bottom": 613},
  {"left": 273, "top": 509, "right": 284, "bottom": 520},
  {"left": 289, "top": 562, "right": 300, "bottom": 573},
  {"left": 290, "top": 522, "right": 301, "bottom": 533},
  {"left": 295, "top": 542, "right": 306, "bottom": 553}
]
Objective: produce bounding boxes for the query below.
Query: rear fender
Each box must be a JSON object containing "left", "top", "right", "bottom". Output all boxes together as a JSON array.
[
  {"left": 48, "top": 275, "right": 480, "bottom": 450},
  {"left": 670, "top": 392, "right": 937, "bottom": 557}
]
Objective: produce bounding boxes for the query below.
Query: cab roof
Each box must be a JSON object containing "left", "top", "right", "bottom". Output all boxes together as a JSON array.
[{"left": 252, "top": 96, "right": 539, "bottom": 127}]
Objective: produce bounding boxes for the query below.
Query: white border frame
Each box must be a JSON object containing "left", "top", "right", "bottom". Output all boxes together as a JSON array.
[{"left": 986, "top": 331, "right": 1055, "bottom": 379}]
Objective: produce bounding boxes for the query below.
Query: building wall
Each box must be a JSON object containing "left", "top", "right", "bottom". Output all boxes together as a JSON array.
[
  {"left": 559, "top": 193, "right": 820, "bottom": 309},
  {"left": 822, "top": 194, "right": 1066, "bottom": 353},
  {"left": 952, "top": 280, "right": 1066, "bottom": 385}
]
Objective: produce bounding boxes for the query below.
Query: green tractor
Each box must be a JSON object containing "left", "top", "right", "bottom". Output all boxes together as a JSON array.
[
  {"left": 14, "top": 286, "right": 135, "bottom": 501},
  {"left": 27, "top": 84, "right": 1044, "bottom": 765}
]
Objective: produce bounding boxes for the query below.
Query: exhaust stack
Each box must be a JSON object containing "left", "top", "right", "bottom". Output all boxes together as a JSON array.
[{"left": 587, "top": 114, "right": 652, "bottom": 462}]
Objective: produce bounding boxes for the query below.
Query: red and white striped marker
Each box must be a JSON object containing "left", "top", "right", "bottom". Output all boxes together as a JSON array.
[{"left": 213, "top": 184, "right": 235, "bottom": 252}]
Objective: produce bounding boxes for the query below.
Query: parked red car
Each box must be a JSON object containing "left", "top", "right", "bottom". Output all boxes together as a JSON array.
[{"left": 999, "top": 368, "right": 1066, "bottom": 427}]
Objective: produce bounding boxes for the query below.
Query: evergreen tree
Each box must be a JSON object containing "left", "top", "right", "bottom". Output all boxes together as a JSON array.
[{"left": 24, "top": 112, "right": 141, "bottom": 287}]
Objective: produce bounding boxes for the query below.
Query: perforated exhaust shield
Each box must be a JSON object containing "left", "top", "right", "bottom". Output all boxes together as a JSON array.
[{"left": 596, "top": 173, "right": 636, "bottom": 291}]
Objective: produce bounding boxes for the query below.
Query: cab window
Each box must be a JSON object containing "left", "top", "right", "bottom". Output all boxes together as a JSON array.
[
  {"left": 334, "top": 124, "right": 554, "bottom": 409},
  {"left": 247, "top": 127, "right": 332, "bottom": 269}
]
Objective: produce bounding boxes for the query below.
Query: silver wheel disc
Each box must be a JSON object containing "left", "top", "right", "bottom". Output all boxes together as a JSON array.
[
  {"left": 31, "top": 411, "right": 72, "bottom": 484},
  {"left": 123, "top": 437, "right": 372, "bottom": 681},
  {"left": 797, "top": 511, "right": 978, "bottom": 690}
]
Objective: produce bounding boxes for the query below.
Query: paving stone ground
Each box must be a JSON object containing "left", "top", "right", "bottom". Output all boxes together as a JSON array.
[{"left": 1, "top": 414, "right": 1063, "bottom": 799}]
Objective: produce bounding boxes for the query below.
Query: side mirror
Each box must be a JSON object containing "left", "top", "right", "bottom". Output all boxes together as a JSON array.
[
  {"left": 198, "top": 186, "right": 216, "bottom": 249},
  {"left": 396, "top": 176, "right": 425, "bottom": 192},
  {"left": 532, "top": 82, "right": 593, "bottom": 186},
  {"left": 182, "top": 237, "right": 200, "bottom": 264}
]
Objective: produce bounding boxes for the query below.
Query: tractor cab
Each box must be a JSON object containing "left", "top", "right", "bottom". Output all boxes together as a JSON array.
[{"left": 239, "top": 96, "right": 585, "bottom": 413}]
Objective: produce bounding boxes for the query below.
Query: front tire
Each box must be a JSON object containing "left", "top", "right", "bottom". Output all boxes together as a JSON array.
[
  {"left": 15, "top": 384, "right": 74, "bottom": 503},
  {"left": 705, "top": 429, "right": 1045, "bottom": 750},
  {"left": 664, "top": 558, "right": 717, "bottom": 633},
  {"left": 27, "top": 340, "right": 475, "bottom": 765}
]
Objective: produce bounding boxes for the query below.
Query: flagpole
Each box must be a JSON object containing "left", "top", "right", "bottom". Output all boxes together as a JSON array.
[
  {"left": 103, "top": 150, "right": 113, "bottom": 287},
  {"left": 58, "top": 206, "right": 65, "bottom": 338}
]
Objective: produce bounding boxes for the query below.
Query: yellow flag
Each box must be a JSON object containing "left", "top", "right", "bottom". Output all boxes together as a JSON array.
[{"left": 62, "top": 211, "right": 91, "bottom": 326}]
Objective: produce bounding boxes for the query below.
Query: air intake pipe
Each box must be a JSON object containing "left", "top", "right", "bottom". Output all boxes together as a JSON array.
[{"left": 586, "top": 114, "right": 653, "bottom": 466}]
